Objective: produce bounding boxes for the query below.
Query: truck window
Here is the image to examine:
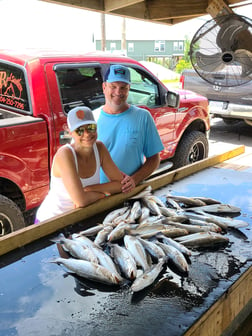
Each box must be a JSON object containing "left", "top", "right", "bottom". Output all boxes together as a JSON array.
[
  {"left": 128, "top": 67, "right": 160, "bottom": 107},
  {"left": 0, "top": 63, "right": 29, "bottom": 112},
  {"left": 56, "top": 66, "right": 104, "bottom": 113}
]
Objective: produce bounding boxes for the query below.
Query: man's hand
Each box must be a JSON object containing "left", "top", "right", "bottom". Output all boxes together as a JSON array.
[{"left": 121, "top": 172, "right": 136, "bottom": 193}]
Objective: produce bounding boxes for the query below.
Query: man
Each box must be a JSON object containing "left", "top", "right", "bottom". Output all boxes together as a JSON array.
[{"left": 97, "top": 64, "right": 164, "bottom": 193}]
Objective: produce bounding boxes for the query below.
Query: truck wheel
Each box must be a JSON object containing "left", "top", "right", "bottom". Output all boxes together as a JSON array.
[
  {"left": 0, "top": 195, "right": 26, "bottom": 236},
  {"left": 171, "top": 131, "right": 208, "bottom": 170}
]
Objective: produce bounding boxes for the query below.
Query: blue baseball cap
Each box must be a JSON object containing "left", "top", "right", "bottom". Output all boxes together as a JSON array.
[{"left": 105, "top": 65, "right": 131, "bottom": 84}]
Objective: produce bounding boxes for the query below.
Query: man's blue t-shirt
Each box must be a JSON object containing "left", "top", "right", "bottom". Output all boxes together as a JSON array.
[{"left": 97, "top": 105, "right": 164, "bottom": 183}]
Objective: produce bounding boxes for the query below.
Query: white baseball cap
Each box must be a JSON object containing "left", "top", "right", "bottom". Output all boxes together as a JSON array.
[{"left": 67, "top": 106, "right": 96, "bottom": 132}]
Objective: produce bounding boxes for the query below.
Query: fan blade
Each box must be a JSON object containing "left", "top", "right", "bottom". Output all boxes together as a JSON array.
[
  {"left": 216, "top": 15, "right": 252, "bottom": 52},
  {"left": 195, "top": 51, "right": 224, "bottom": 72},
  {"left": 234, "top": 49, "right": 252, "bottom": 77},
  {"left": 236, "top": 30, "right": 252, "bottom": 53}
]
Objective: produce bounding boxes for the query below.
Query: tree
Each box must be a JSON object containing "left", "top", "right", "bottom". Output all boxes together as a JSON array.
[{"left": 175, "top": 36, "right": 192, "bottom": 73}]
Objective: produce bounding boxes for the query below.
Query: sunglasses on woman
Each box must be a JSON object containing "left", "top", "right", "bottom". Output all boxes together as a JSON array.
[{"left": 75, "top": 124, "right": 97, "bottom": 136}]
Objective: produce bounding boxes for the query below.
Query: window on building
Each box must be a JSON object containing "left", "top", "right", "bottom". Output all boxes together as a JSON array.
[
  {"left": 174, "top": 41, "right": 184, "bottom": 51},
  {"left": 128, "top": 43, "right": 134, "bottom": 52},
  {"left": 154, "top": 40, "right": 165, "bottom": 52},
  {"left": 110, "top": 42, "right": 116, "bottom": 51},
  {"left": 179, "top": 41, "right": 184, "bottom": 50}
]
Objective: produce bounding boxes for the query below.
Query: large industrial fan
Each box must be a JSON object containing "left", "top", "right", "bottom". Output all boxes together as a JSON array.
[{"left": 190, "top": 13, "right": 252, "bottom": 87}]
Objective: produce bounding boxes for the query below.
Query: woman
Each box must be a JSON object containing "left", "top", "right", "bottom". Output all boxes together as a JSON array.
[{"left": 35, "top": 106, "right": 123, "bottom": 222}]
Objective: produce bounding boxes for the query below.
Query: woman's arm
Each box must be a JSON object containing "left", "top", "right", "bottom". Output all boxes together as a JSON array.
[{"left": 83, "top": 141, "right": 123, "bottom": 195}]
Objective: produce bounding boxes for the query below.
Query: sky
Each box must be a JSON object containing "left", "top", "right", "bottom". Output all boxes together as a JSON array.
[{"left": 0, "top": 0, "right": 251, "bottom": 53}]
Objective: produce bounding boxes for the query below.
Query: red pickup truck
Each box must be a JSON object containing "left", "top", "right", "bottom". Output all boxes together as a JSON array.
[{"left": 0, "top": 50, "right": 210, "bottom": 234}]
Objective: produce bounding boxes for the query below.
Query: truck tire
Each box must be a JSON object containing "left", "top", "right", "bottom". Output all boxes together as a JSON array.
[
  {"left": 171, "top": 131, "right": 208, "bottom": 170},
  {"left": 0, "top": 195, "right": 26, "bottom": 236}
]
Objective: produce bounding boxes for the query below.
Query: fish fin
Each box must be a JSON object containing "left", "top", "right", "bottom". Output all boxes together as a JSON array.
[{"left": 50, "top": 233, "right": 65, "bottom": 243}]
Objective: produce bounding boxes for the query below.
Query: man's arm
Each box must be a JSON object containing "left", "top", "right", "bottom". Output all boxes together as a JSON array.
[{"left": 121, "top": 153, "right": 160, "bottom": 193}]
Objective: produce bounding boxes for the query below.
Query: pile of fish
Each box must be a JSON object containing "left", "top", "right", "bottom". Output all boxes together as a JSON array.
[{"left": 50, "top": 186, "right": 248, "bottom": 293}]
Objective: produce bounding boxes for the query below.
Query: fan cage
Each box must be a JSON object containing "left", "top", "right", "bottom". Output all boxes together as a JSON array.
[{"left": 190, "top": 14, "right": 252, "bottom": 87}]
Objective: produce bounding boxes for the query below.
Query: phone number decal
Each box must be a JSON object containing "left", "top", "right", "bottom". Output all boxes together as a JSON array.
[{"left": 0, "top": 95, "right": 25, "bottom": 110}]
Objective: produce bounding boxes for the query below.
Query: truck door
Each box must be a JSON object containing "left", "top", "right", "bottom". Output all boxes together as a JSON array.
[{"left": 44, "top": 62, "right": 104, "bottom": 166}]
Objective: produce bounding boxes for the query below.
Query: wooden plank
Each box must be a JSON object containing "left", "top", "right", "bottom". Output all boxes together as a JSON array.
[
  {"left": 0, "top": 145, "right": 245, "bottom": 257},
  {"left": 184, "top": 266, "right": 252, "bottom": 336}
]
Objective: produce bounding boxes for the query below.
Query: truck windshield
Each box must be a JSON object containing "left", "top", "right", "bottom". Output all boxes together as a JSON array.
[{"left": 0, "top": 63, "right": 30, "bottom": 112}]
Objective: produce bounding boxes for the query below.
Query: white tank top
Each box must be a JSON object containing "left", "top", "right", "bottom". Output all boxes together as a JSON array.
[{"left": 36, "top": 143, "right": 100, "bottom": 221}]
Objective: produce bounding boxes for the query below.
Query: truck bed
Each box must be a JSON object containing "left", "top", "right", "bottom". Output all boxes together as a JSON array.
[
  {"left": 0, "top": 148, "right": 251, "bottom": 336},
  {"left": 0, "top": 108, "right": 43, "bottom": 127},
  {"left": 181, "top": 69, "right": 252, "bottom": 124}
]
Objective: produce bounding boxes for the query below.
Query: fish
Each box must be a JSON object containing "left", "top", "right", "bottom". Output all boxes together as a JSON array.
[
  {"left": 71, "top": 233, "right": 100, "bottom": 249},
  {"left": 138, "top": 206, "right": 151, "bottom": 223},
  {"left": 129, "top": 185, "right": 152, "bottom": 199},
  {"left": 112, "top": 208, "right": 131, "bottom": 226},
  {"left": 162, "top": 214, "right": 188, "bottom": 223},
  {"left": 159, "top": 206, "right": 179, "bottom": 217},
  {"left": 187, "top": 218, "right": 222, "bottom": 232},
  {"left": 142, "top": 196, "right": 163, "bottom": 216},
  {"left": 78, "top": 224, "right": 104, "bottom": 237},
  {"left": 110, "top": 244, "right": 137, "bottom": 280},
  {"left": 103, "top": 206, "right": 129, "bottom": 225},
  {"left": 191, "top": 196, "right": 221, "bottom": 205},
  {"left": 167, "top": 195, "right": 207, "bottom": 207},
  {"left": 107, "top": 222, "right": 131, "bottom": 242},
  {"left": 157, "top": 241, "right": 189, "bottom": 273},
  {"left": 166, "top": 197, "right": 182, "bottom": 210},
  {"left": 129, "top": 224, "right": 169, "bottom": 237},
  {"left": 51, "top": 233, "right": 98, "bottom": 262},
  {"left": 137, "top": 216, "right": 163, "bottom": 228},
  {"left": 94, "top": 225, "right": 113, "bottom": 246},
  {"left": 50, "top": 257, "right": 123, "bottom": 285},
  {"left": 156, "top": 233, "right": 192, "bottom": 256},
  {"left": 136, "top": 237, "right": 166, "bottom": 260},
  {"left": 129, "top": 224, "right": 187, "bottom": 239},
  {"left": 90, "top": 245, "right": 123, "bottom": 281},
  {"left": 160, "top": 227, "right": 189, "bottom": 238},
  {"left": 146, "top": 195, "right": 167, "bottom": 208},
  {"left": 187, "top": 204, "right": 241, "bottom": 214},
  {"left": 175, "top": 231, "right": 229, "bottom": 247},
  {"left": 165, "top": 221, "right": 221, "bottom": 234},
  {"left": 183, "top": 211, "right": 228, "bottom": 230},
  {"left": 124, "top": 235, "right": 150, "bottom": 271},
  {"left": 130, "top": 258, "right": 167, "bottom": 292},
  {"left": 189, "top": 210, "right": 249, "bottom": 229},
  {"left": 127, "top": 201, "right": 142, "bottom": 223}
]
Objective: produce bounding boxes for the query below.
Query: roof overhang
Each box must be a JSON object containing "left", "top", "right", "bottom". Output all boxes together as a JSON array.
[{"left": 41, "top": 0, "right": 251, "bottom": 25}]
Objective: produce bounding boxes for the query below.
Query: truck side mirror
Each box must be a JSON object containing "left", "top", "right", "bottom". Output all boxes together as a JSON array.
[{"left": 166, "top": 91, "right": 180, "bottom": 108}]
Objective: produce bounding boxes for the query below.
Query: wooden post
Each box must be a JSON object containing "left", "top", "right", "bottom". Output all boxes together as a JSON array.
[{"left": 101, "top": 13, "right": 106, "bottom": 51}]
